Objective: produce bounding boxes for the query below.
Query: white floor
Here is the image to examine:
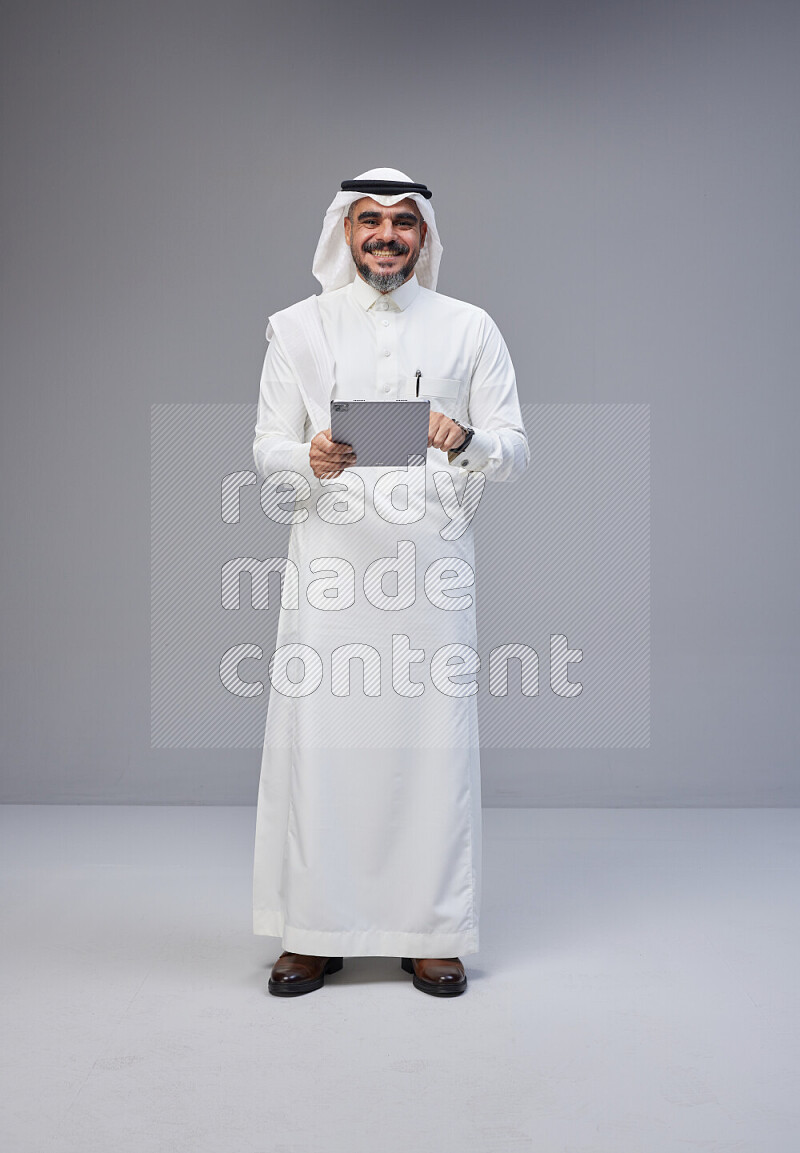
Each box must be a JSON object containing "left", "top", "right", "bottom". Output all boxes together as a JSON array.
[{"left": 1, "top": 806, "right": 798, "bottom": 1153}]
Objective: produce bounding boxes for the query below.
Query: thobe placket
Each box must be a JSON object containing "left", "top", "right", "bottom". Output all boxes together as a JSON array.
[{"left": 374, "top": 296, "right": 400, "bottom": 399}]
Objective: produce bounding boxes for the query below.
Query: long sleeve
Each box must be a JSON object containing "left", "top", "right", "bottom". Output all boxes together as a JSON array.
[
  {"left": 448, "top": 311, "right": 530, "bottom": 483},
  {"left": 253, "top": 331, "right": 321, "bottom": 490}
]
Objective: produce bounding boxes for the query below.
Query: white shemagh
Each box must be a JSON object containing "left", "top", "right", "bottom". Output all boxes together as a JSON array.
[{"left": 311, "top": 166, "right": 443, "bottom": 293}]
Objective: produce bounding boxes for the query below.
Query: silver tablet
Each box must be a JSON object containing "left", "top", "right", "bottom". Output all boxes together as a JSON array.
[{"left": 330, "top": 399, "right": 430, "bottom": 467}]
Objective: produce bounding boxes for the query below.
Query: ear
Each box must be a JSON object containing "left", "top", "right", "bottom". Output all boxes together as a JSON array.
[
  {"left": 419, "top": 219, "right": 428, "bottom": 250},
  {"left": 343, "top": 214, "right": 352, "bottom": 245}
]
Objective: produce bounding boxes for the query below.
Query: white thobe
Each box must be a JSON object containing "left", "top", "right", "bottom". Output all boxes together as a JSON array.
[{"left": 252, "top": 272, "right": 528, "bottom": 957}]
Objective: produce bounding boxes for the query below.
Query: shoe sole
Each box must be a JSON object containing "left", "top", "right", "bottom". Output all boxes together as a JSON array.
[
  {"left": 400, "top": 956, "right": 467, "bottom": 996},
  {"left": 268, "top": 956, "right": 343, "bottom": 997}
]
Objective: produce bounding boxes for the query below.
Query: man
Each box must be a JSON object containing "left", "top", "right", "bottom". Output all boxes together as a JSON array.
[{"left": 252, "top": 167, "right": 529, "bottom": 997}]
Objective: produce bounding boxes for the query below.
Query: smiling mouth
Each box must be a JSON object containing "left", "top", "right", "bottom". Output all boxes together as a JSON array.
[{"left": 368, "top": 249, "right": 403, "bottom": 259}]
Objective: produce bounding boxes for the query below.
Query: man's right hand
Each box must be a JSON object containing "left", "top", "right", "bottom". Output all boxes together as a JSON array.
[{"left": 309, "top": 428, "right": 356, "bottom": 479}]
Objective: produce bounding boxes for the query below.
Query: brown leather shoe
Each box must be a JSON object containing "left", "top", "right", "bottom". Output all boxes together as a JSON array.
[
  {"left": 268, "top": 951, "right": 344, "bottom": 997},
  {"left": 401, "top": 956, "right": 467, "bottom": 996}
]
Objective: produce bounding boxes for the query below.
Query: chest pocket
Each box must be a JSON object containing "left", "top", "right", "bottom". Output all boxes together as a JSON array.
[{"left": 417, "top": 376, "right": 463, "bottom": 399}]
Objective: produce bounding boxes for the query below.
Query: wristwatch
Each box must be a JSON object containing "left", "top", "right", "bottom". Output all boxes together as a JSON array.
[{"left": 450, "top": 421, "right": 474, "bottom": 456}]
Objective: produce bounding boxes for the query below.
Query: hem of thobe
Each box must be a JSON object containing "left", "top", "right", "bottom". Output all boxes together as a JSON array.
[{"left": 252, "top": 915, "right": 479, "bottom": 957}]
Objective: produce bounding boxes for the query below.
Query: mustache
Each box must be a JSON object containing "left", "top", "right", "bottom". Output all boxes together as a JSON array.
[{"left": 362, "top": 239, "right": 409, "bottom": 256}]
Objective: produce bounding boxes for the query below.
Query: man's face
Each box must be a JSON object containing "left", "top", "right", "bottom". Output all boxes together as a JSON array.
[{"left": 343, "top": 196, "right": 428, "bottom": 293}]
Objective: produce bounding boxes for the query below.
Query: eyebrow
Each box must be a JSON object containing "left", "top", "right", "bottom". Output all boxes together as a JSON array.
[{"left": 356, "top": 210, "right": 420, "bottom": 224}]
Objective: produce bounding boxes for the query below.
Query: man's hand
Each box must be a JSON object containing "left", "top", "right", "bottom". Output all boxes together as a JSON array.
[
  {"left": 309, "top": 428, "right": 356, "bottom": 479},
  {"left": 428, "top": 410, "right": 467, "bottom": 453}
]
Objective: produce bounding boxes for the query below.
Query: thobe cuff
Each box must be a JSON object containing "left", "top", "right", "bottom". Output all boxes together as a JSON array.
[
  {"left": 253, "top": 437, "right": 321, "bottom": 493},
  {"left": 289, "top": 440, "right": 317, "bottom": 486},
  {"left": 447, "top": 427, "right": 497, "bottom": 473}
]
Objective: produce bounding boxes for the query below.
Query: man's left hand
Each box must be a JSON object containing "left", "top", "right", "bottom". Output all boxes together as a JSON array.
[{"left": 428, "top": 410, "right": 466, "bottom": 453}]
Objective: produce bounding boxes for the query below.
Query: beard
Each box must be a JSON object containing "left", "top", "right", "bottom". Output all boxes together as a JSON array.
[{"left": 351, "top": 238, "right": 419, "bottom": 293}]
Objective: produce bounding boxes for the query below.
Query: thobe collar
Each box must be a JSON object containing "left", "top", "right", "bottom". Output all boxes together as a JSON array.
[{"left": 349, "top": 272, "right": 420, "bottom": 313}]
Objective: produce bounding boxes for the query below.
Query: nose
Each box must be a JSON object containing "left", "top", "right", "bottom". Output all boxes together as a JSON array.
[{"left": 377, "top": 216, "right": 396, "bottom": 241}]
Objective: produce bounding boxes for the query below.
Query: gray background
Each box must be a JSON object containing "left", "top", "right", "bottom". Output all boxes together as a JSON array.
[{"left": 1, "top": 0, "right": 797, "bottom": 804}]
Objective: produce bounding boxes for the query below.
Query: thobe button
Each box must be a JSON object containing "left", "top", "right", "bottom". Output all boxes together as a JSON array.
[
  {"left": 383, "top": 350, "right": 391, "bottom": 357},
  {"left": 383, "top": 385, "right": 391, "bottom": 393},
  {"left": 382, "top": 319, "right": 389, "bottom": 327},
  {"left": 460, "top": 458, "right": 469, "bottom": 467}
]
